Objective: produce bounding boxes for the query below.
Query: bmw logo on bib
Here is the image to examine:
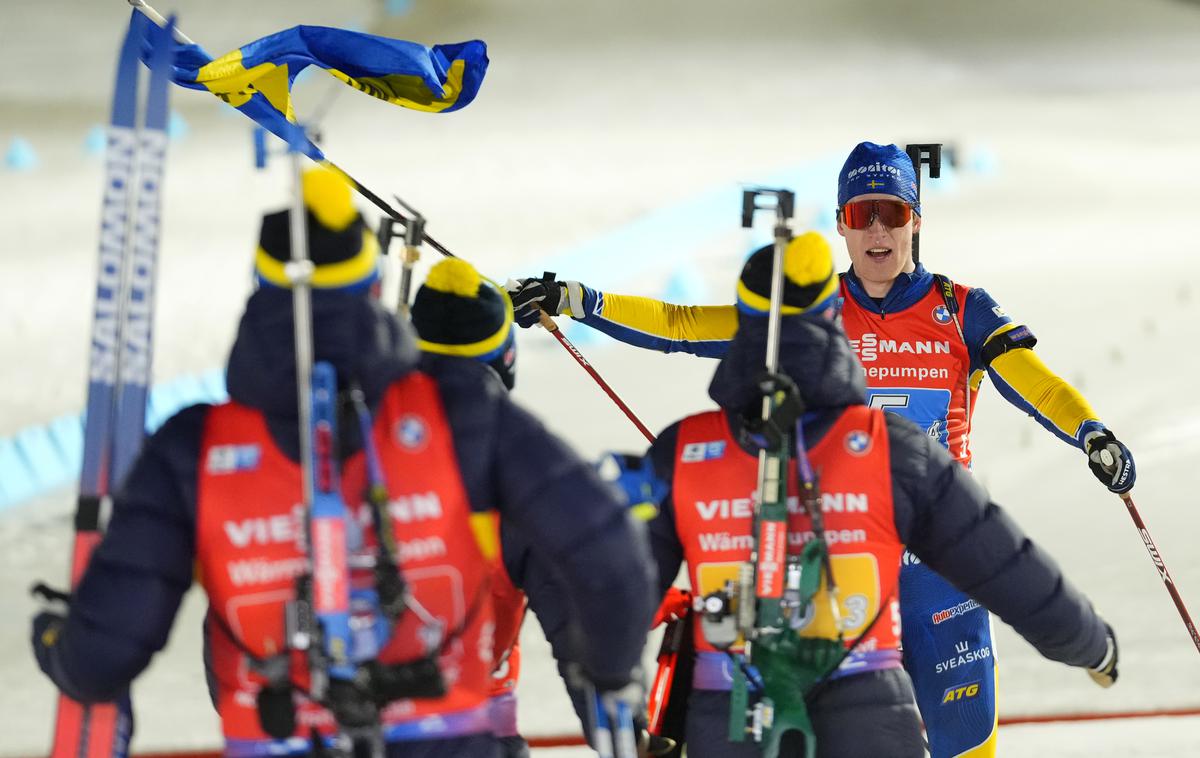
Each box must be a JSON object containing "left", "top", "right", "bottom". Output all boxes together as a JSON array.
[
  {"left": 845, "top": 430, "right": 871, "bottom": 456},
  {"left": 932, "top": 304, "right": 953, "bottom": 325},
  {"left": 395, "top": 414, "right": 429, "bottom": 452}
]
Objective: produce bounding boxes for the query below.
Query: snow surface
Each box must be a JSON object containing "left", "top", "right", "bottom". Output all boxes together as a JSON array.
[{"left": 4, "top": 0, "right": 1200, "bottom": 754}]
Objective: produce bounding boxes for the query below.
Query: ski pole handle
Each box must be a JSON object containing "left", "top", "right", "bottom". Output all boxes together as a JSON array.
[{"left": 1120, "top": 493, "right": 1200, "bottom": 654}]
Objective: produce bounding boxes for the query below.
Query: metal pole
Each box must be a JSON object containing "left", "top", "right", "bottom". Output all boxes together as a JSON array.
[{"left": 288, "top": 151, "right": 315, "bottom": 508}]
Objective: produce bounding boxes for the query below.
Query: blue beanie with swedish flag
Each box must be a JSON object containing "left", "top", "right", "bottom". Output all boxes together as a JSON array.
[{"left": 837, "top": 142, "right": 921, "bottom": 215}]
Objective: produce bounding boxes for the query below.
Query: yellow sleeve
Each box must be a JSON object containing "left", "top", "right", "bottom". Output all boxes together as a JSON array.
[
  {"left": 576, "top": 292, "right": 739, "bottom": 357},
  {"left": 988, "top": 347, "right": 1102, "bottom": 447}
]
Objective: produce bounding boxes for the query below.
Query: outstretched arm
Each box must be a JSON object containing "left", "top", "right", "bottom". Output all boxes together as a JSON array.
[
  {"left": 888, "top": 413, "right": 1112, "bottom": 671},
  {"left": 985, "top": 332, "right": 1104, "bottom": 447},
  {"left": 964, "top": 288, "right": 1134, "bottom": 492},
  {"left": 507, "top": 276, "right": 737, "bottom": 358}
]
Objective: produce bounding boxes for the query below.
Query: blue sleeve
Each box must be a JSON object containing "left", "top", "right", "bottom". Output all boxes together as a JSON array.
[
  {"left": 961, "top": 287, "right": 1013, "bottom": 375},
  {"left": 55, "top": 404, "right": 206, "bottom": 702}
]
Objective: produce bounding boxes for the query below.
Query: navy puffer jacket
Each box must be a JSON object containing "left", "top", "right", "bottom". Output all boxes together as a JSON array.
[
  {"left": 47, "top": 288, "right": 656, "bottom": 702},
  {"left": 646, "top": 311, "right": 1108, "bottom": 670}
]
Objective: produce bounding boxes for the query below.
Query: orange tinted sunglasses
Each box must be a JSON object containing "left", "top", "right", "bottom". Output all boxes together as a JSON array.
[{"left": 839, "top": 199, "right": 913, "bottom": 230}]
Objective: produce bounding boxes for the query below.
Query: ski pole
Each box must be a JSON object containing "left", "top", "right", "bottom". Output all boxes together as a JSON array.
[
  {"left": 1120, "top": 494, "right": 1200, "bottom": 654},
  {"left": 537, "top": 308, "right": 654, "bottom": 444}
]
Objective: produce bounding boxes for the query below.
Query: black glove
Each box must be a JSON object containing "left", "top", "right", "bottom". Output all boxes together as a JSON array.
[
  {"left": 1084, "top": 430, "right": 1136, "bottom": 494},
  {"left": 1087, "top": 623, "right": 1119, "bottom": 688},
  {"left": 505, "top": 273, "right": 585, "bottom": 328}
]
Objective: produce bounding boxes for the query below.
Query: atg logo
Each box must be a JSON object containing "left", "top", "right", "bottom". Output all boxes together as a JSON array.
[
  {"left": 395, "top": 414, "right": 428, "bottom": 451},
  {"left": 941, "top": 680, "right": 981, "bottom": 704},
  {"left": 932, "top": 304, "right": 953, "bottom": 325},
  {"left": 844, "top": 430, "right": 871, "bottom": 456}
]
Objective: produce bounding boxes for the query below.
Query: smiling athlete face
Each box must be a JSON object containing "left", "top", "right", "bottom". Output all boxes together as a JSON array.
[{"left": 836, "top": 192, "right": 922, "bottom": 299}]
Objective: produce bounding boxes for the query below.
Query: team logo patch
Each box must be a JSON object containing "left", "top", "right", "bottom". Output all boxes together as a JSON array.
[
  {"left": 205, "top": 444, "right": 261, "bottom": 474},
  {"left": 395, "top": 414, "right": 428, "bottom": 451},
  {"left": 941, "top": 680, "right": 981, "bottom": 704},
  {"left": 931, "top": 598, "right": 981, "bottom": 625},
  {"left": 681, "top": 440, "right": 726, "bottom": 463},
  {"left": 932, "top": 304, "right": 953, "bottom": 325},
  {"left": 844, "top": 430, "right": 871, "bottom": 456}
]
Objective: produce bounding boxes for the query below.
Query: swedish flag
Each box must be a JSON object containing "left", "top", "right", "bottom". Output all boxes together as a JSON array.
[{"left": 146, "top": 25, "right": 488, "bottom": 159}]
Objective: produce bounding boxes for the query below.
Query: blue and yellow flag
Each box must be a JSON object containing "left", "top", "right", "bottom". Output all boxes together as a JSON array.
[{"left": 144, "top": 24, "right": 488, "bottom": 159}]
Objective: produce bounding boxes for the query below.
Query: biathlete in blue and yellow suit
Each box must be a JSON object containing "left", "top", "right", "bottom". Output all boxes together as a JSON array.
[{"left": 506, "top": 142, "right": 1136, "bottom": 757}]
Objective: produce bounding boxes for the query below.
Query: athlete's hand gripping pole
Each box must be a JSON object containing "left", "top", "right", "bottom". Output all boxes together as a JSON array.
[{"left": 1119, "top": 493, "right": 1200, "bottom": 655}]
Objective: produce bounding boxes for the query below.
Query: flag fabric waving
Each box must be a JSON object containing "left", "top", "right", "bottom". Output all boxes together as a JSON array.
[{"left": 142, "top": 23, "right": 488, "bottom": 159}]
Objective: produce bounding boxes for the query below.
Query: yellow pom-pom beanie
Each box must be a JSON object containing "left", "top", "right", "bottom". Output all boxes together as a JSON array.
[{"left": 255, "top": 167, "right": 379, "bottom": 291}]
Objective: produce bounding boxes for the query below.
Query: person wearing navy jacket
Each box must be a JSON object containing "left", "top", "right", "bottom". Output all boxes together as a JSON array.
[
  {"left": 608, "top": 233, "right": 1118, "bottom": 757},
  {"left": 32, "top": 169, "right": 656, "bottom": 757}
]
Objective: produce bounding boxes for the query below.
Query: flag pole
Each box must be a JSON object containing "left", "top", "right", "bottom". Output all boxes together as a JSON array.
[
  {"left": 127, "top": 0, "right": 652, "bottom": 440},
  {"left": 126, "top": 0, "right": 453, "bottom": 257}
]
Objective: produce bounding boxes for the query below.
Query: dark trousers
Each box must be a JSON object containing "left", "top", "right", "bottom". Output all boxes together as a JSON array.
[
  {"left": 385, "top": 734, "right": 500, "bottom": 757},
  {"left": 684, "top": 669, "right": 925, "bottom": 758}
]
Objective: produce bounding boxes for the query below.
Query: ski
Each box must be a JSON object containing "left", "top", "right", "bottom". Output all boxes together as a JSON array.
[{"left": 51, "top": 12, "right": 172, "bottom": 758}]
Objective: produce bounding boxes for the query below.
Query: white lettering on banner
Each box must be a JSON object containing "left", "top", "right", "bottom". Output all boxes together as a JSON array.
[
  {"left": 789, "top": 528, "right": 868, "bottom": 546},
  {"left": 227, "top": 557, "right": 308, "bottom": 587},
  {"left": 697, "top": 532, "right": 756, "bottom": 551},
  {"left": 819, "top": 492, "right": 869, "bottom": 513},
  {"left": 757, "top": 520, "right": 785, "bottom": 597},
  {"left": 696, "top": 498, "right": 754, "bottom": 521},
  {"left": 396, "top": 536, "right": 447, "bottom": 562},
  {"left": 699, "top": 494, "right": 869, "bottom": 521},
  {"left": 312, "top": 518, "right": 346, "bottom": 612},
  {"left": 224, "top": 514, "right": 299, "bottom": 547},
  {"left": 388, "top": 492, "right": 443, "bottom": 523},
  {"left": 849, "top": 333, "right": 952, "bottom": 364},
  {"left": 90, "top": 126, "right": 137, "bottom": 385},
  {"left": 862, "top": 365, "right": 950, "bottom": 381},
  {"left": 935, "top": 643, "right": 993, "bottom": 674},
  {"left": 786, "top": 493, "right": 871, "bottom": 514}
]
